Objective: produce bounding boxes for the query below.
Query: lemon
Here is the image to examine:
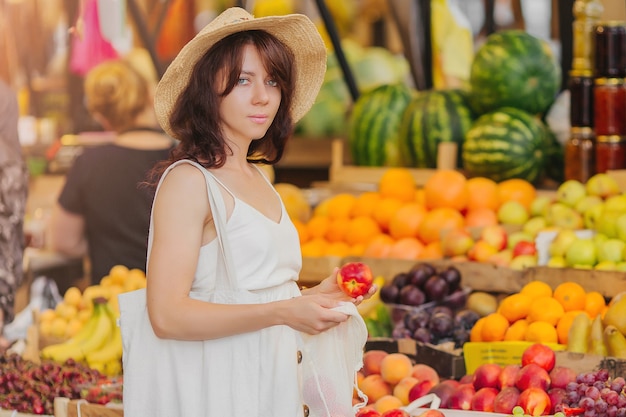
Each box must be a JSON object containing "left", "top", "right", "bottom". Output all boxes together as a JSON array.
[{"left": 50, "top": 317, "right": 68, "bottom": 338}]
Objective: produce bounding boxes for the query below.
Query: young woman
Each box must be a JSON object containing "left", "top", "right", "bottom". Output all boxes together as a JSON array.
[{"left": 120, "top": 7, "right": 373, "bottom": 417}]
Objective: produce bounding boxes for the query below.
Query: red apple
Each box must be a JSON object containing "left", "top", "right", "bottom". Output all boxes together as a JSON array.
[
  {"left": 480, "top": 224, "right": 508, "bottom": 251},
  {"left": 380, "top": 409, "right": 410, "bottom": 417},
  {"left": 512, "top": 240, "right": 537, "bottom": 258},
  {"left": 521, "top": 343, "right": 556, "bottom": 372},
  {"left": 356, "top": 407, "right": 382, "bottom": 417},
  {"left": 337, "top": 262, "right": 374, "bottom": 297}
]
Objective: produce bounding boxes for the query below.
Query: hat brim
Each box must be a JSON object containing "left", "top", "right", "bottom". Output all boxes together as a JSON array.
[{"left": 154, "top": 8, "right": 327, "bottom": 140}]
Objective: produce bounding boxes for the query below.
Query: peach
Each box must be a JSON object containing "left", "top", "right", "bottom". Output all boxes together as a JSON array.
[
  {"left": 374, "top": 395, "right": 403, "bottom": 414},
  {"left": 380, "top": 353, "right": 413, "bottom": 385},
  {"left": 473, "top": 363, "right": 503, "bottom": 390},
  {"left": 521, "top": 343, "right": 556, "bottom": 372},
  {"left": 356, "top": 406, "right": 382, "bottom": 417},
  {"left": 392, "top": 376, "right": 419, "bottom": 405},
  {"left": 411, "top": 363, "right": 440, "bottom": 385},
  {"left": 417, "top": 411, "right": 445, "bottom": 417},
  {"left": 380, "top": 409, "right": 410, "bottom": 417},
  {"left": 493, "top": 386, "right": 521, "bottom": 414},
  {"left": 515, "top": 363, "right": 551, "bottom": 392},
  {"left": 547, "top": 387, "right": 568, "bottom": 414},
  {"left": 360, "top": 374, "right": 393, "bottom": 404},
  {"left": 517, "top": 387, "right": 552, "bottom": 416},
  {"left": 363, "top": 350, "right": 390, "bottom": 376},
  {"left": 548, "top": 366, "right": 577, "bottom": 390},
  {"left": 407, "top": 379, "right": 436, "bottom": 403},
  {"left": 471, "top": 387, "right": 499, "bottom": 412},
  {"left": 480, "top": 224, "right": 508, "bottom": 251},
  {"left": 499, "top": 364, "right": 521, "bottom": 389},
  {"left": 448, "top": 383, "right": 475, "bottom": 410}
]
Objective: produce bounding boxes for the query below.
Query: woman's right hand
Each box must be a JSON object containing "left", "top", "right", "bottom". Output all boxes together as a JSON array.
[{"left": 281, "top": 294, "right": 349, "bottom": 335}]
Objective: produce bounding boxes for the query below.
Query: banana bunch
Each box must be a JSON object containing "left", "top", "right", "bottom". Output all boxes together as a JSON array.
[
  {"left": 41, "top": 299, "right": 122, "bottom": 375},
  {"left": 567, "top": 312, "right": 626, "bottom": 359}
]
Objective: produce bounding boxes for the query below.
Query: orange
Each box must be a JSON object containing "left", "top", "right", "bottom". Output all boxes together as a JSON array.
[
  {"left": 527, "top": 296, "right": 565, "bottom": 326},
  {"left": 464, "top": 208, "right": 499, "bottom": 228},
  {"left": 418, "top": 241, "right": 444, "bottom": 260},
  {"left": 584, "top": 291, "right": 607, "bottom": 318},
  {"left": 324, "top": 241, "right": 351, "bottom": 257},
  {"left": 553, "top": 282, "right": 587, "bottom": 312},
  {"left": 466, "top": 177, "right": 500, "bottom": 211},
  {"left": 470, "top": 317, "right": 487, "bottom": 342},
  {"left": 324, "top": 218, "right": 350, "bottom": 243},
  {"left": 306, "top": 216, "right": 330, "bottom": 240},
  {"left": 300, "top": 238, "right": 329, "bottom": 257},
  {"left": 313, "top": 198, "right": 331, "bottom": 217},
  {"left": 348, "top": 243, "right": 366, "bottom": 256},
  {"left": 372, "top": 197, "right": 404, "bottom": 232},
  {"left": 504, "top": 319, "right": 529, "bottom": 341},
  {"left": 291, "top": 219, "right": 310, "bottom": 245},
  {"left": 378, "top": 168, "right": 417, "bottom": 202},
  {"left": 388, "top": 203, "right": 427, "bottom": 240},
  {"left": 351, "top": 191, "right": 382, "bottom": 218},
  {"left": 556, "top": 310, "right": 589, "bottom": 345},
  {"left": 326, "top": 193, "right": 357, "bottom": 219},
  {"left": 387, "top": 237, "right": 425, "bottom": 260},
  {"left": 498, "top": 293, "right": 533, "bottom": 323},
  {"left": 363, "top": 234, "right": 395, "bottom": 258},
  {"left": 497, "top": 178, "right": 537, "bottom": 210},
  {"left": 417, "top": 207, "right": 465, "bottom": 244},
  {"left": 415, "top": 188, "right": 426, "bottom": 205},
  {"left": 525, "top": 321, "right": 559, "bottom": 344},
  {"left": 344, "top": 216, "right": 382, "bottom": 246},
  {"left": 423, "top": 169, "right": 469, "bottom": 211},
  {"left": 480, "top": 312, "right": 510, "bottom": 342},
  {"left": 520, "top": 281, "right": 553, "bottom": 299}
]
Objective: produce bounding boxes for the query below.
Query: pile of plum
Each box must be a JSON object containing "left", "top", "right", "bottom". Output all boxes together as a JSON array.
[{"left": 379, "top": 262, "right": 479, "bottom": 348}]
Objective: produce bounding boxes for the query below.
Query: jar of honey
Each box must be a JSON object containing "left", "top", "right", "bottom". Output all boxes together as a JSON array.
[
  {"left": 569, "top": 69, "right": 594, "bottom": 127},
  {"left": 594, "top": 77, "right": 626, "bottom": 135},
  {"left": 565, "top": 127, "right": 595, "bottom": 182},
  {"left": 596, "top": 135, "right": 626, "bottom": 173}
]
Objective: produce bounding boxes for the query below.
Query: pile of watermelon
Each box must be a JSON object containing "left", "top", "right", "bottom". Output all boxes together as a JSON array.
[{"left": 347, "top": 30, "right": 564, "bottom": 185}]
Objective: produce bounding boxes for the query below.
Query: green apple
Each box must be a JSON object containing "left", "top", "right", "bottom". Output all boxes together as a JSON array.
[
  {"left": 547, "top": 256, "right": 567, "bottom": 268},
  {"left": 604, "top": 194, "right": 626, "bottom": 212},
  {"left": 574, "top": 195, "right": 603, "bottom": 214},
  {"left": 507, "top": 231, "right": 535, "bottom": 251},
  {"left": 565, "top": 238, "right": 597, "bottom": 267},
  {"left": 497, "top": 200, "right": 529, "bottom": 225},
  {"left": 557, "top": 179, "right": 587, "bottom": 207},
  {"left": 549, "top": 229, "right": 578, "bottom": 258},
  {"left": 586, "top": 173, "right": 621, "bottom": 198},
  {"left": 597, "top": 238, "right": 626, "bottom": 263},
  {"left": 523, "top": 216, "right": 548, "bottom": 238},
  {"left": 597, "top": 210, "right": 622, "bottom": 238},
  {"left": 595, "top": 260, "right": 619, "bottom": 271},
  {"left": 530, "top": 196, "right": 553, "bottom": 217},
  {"left": 546, "top": 202, "right": 584, "bottom": 229},
  {"left": 509, "top": 254, "right": 538, "bottom": 270},
  {"left": 584, "top": 203, "right": 605, "bottom": 230}
]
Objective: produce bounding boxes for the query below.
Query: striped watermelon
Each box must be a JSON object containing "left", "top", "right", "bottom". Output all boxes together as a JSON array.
[
  {"left": 400, "top": 89, "right": 475, "bottom": 168},
  {"left": 349, "top": 83, "right": 415, "bottom": 166},
  {"left": 469, "top": 30, "right": 561, "bottom": 116},
  {"left": 462, "top": 107, "right": 549, "bottom": 183}
]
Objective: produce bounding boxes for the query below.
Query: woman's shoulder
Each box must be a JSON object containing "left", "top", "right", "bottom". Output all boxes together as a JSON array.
[{"left": 160, "top": 160, "right": 207, "bottom": 189}]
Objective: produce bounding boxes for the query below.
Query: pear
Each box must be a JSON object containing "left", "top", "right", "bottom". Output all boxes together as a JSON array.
[
  {"left": 574, "top": 195, "right": 603, "bottom": 215},
  {"left": 589, "top": 315, "right": 608, "bottom": 356},
  {"left": 565, "top": 238, "right": 597, "bottom": 267},
  {"left": 597, "top": 238, "right": 626, "bottom": 263},
  {"left": 557, "top": 179, "right": 587, "bottom": 207},
  {"left": 546, "top": 203, "right": 584, "bottom": 230},
  {"left": 584, "top": 203, "right": 605, "bottom": 230},
  {"left": 586, "top": 173, "right": 621, "bottom": 199},
  {"left": 530, "top": 195, "right": 552, "bottom": 217},
  {"left": 597, "top": 210, "right": 623, "bottom": 238},
  {"left": 604, "top": 296, "right": 626, "bottom": 336},
  {"left": 604, "top": 325, "right": 626, "bottom": 359},
  {"left": 567, "top": 312, "right": 591, "bottom": 354}
]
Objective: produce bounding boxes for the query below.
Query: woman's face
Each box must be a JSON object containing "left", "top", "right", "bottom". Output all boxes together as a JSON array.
[{"left": 218, "top": 44, "right": 282, "bottom": 144}]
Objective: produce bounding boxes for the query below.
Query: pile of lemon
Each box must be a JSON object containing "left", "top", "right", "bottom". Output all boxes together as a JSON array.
[{"left": 38, "top": 265, "right": 146, "bottom": 340}]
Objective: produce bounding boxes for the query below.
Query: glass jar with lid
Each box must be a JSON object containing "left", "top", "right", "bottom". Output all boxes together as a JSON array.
[
  {"left": 594, "top": 77, "right": 626, "bottom": 135},
  {"left": 565, "top": 127, "right": 596, "bottom": 182},
  {"left": 596, "top": 135, "right": 626, "bottom": 173}
]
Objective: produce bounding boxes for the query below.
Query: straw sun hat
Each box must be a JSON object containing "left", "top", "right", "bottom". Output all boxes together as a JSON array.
[{"left": 154, "top": 7, "right": 327, "bottom": 139}]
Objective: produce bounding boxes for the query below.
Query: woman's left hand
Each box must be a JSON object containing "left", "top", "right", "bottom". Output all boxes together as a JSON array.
[{"left": 303, "top": 268, "right": 378, "bottom": 305}]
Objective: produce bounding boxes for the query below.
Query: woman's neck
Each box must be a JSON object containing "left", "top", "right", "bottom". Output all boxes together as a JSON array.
[{"left": 114, "top": 128, "right": 173, "bottom": 150}]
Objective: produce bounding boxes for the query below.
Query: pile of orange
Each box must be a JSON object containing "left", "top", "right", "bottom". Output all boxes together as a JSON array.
[
  {"left": 296, "top": 168, "right": 537, "bottom": 260},
  {"left": 469, "top": 281, "right": 608, "bottom": 345}
]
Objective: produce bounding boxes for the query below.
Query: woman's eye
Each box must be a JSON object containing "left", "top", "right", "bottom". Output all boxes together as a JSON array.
[
  {"left": 267, "top": 79, "right": 278, "bottom": 87},
  {"left": 237, "top": 78, "right": 249, "bottom": 85}
]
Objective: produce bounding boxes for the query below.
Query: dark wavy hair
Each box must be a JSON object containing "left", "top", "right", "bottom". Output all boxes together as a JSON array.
[{"left": 147, "top": 30, "right": 296, "bottom": 188}]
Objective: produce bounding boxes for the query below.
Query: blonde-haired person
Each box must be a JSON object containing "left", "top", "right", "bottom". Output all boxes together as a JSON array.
[
  {"left": 120, "top": 7, "right": 375, "bottom": 417},
  {"left": 48, "top": 58, "right": 175, "bottom": 284}
]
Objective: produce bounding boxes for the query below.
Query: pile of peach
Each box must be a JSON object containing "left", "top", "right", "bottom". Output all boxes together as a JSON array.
[{"left": 294, "top": 168, "right": 539, "bottom": 264}]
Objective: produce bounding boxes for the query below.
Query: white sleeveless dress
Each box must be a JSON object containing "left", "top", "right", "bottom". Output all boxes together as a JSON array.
[{"left": 120, "top": 160, "right": 307, "bottom": 417}]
